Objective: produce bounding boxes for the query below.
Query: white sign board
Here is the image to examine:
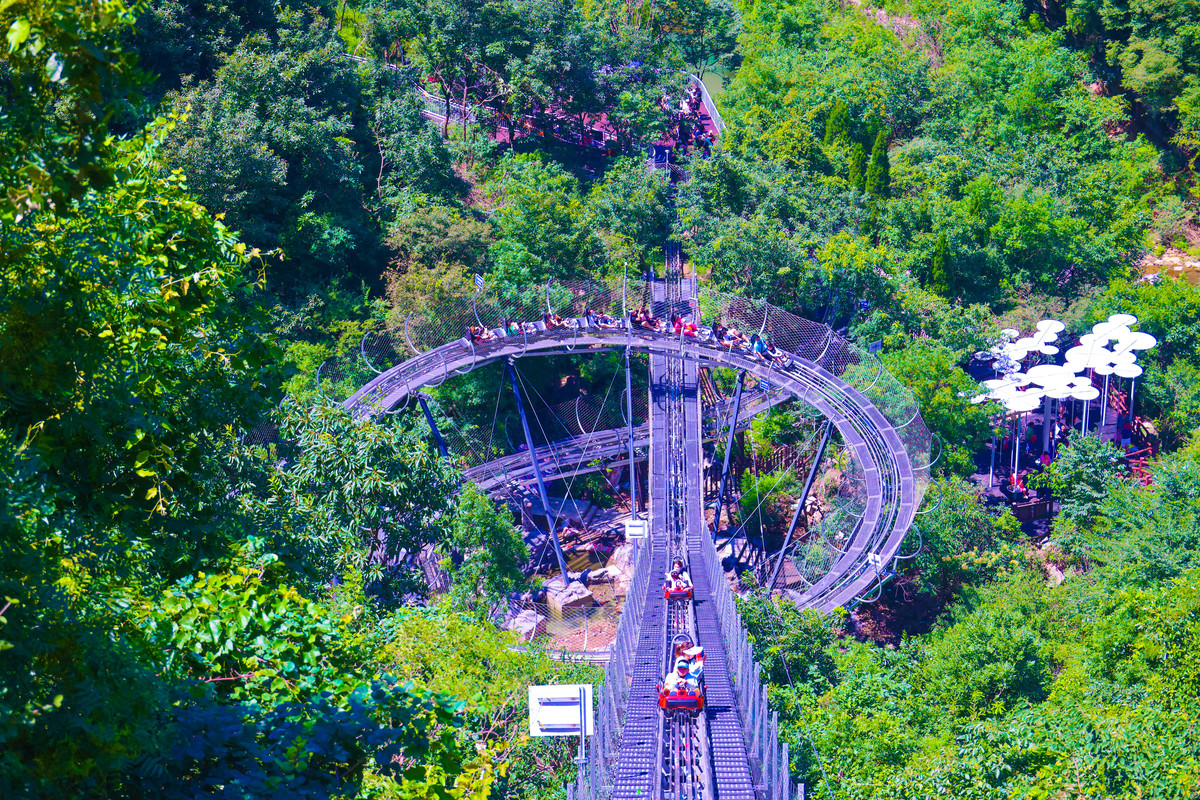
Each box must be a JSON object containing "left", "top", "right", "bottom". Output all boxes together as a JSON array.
[
  {"left": 625, "top": 519, "right": 648, "bottom": 541},
  {"left": 529, "top": 684, "right": 593, "bottom": 737}
]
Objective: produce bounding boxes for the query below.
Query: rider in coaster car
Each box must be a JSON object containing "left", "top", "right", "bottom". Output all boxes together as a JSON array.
[
  {"left": 672, "top": 315, "right": 699, "bottom": 337},
  {"left": 682, "top": 645, "right": 705, "bottom": 680},
  {"left": 586, "top": 307, "right": 619, "bottom": 328},
  {"left": 468, "top": 325, "right": 496, "bottom": 343},
  {"left": 663, "top": 659, "right": 698, "bottom": 694},
  {"left": 666, "top": 559, "right": 691, "bottom": 588}
]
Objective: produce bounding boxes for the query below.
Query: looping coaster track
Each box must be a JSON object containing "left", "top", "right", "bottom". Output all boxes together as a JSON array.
[
  {"left": 344, "top": 298, "right": 930, "bottom": 611},
  {"left": 339, "top": 276, "right": 931, "bottom": 800}
]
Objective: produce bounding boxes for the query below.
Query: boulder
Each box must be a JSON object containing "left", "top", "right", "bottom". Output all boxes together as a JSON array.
[
  {"left": 547, "top": 580, "right": 594, "bottom": 615},
  {"left": 586, "top": 567, "right": 613, "bottom": 584},
  {"left": 607, "top": 543, "right": 637, "bottom": 595},
  {"left": 509, "top": 609, "right": 548, "bottom": 642}
]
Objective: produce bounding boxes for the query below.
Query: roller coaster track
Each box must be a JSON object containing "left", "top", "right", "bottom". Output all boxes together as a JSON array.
[
  {"left": 463, "top": 387, "right": 788, "bottom": 497},
  {"left": 342, "top": 280, "right": 929, "bottom": 800},
  {"left": 345, "top": 315, "right": 924, "bottom": 612}
]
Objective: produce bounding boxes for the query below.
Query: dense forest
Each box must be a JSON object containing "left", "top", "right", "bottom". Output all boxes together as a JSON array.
[{"left": 3, "top": 0, "right": 1200, "bottom": 797}]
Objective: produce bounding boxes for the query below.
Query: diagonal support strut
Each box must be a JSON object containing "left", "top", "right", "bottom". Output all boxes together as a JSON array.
[
  {"left": 416, "top": 393, "right": 450, "bottom": 459},
  {"left": 506, "top": 358, "right": 571, "bottom": 584},
  {"left": 711, "top": 370, "right": 747, "bottom": 538},
  {"left": 766, "top": 419, "right": 834, "bottom": 591}
]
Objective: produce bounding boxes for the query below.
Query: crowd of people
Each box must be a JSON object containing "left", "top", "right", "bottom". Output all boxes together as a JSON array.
[
  {"left": 663, "top": 83, "right": 715, "bottom": 159},
  {"left": 468, "top": 309, "right": 791, "bottom": 367}
]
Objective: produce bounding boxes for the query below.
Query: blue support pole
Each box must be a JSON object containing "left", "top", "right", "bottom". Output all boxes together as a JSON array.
[
  {"left": 711, "top": 370, "right": 747, "bottom": 536},
  {"left": 766, "top": 420, "right": 834, "bottom": 591},
  {"left": 625, "top": 346, "right": 640, "bottom": 519},
  {"left": 506, "top": 358, "right": 571, "bottom": 584},
  {"left": 416, "top": 393, "right": 450, "bottom": 459}
]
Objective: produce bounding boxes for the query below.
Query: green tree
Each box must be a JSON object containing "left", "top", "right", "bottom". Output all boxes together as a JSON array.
[
  {"left": 930, "top": 230, "right": 950, "bottom": 295},
  {"left": 442, "top": 485, "right": 530, "bottom": 615},
  {"left": 588, "top": 157, "right": 673, "bottom": 272},
  {"left": 660, "top": 0, "right": 741, "bottom": 78},
  {"left": 737, "top": 591, "right": 840, "bottom": 692},
  {"left": 823, "top": 98, "right": 850, "bottom": 145},
  {"left": 904, "top": 476, "right": 1016, "bottom": 598},
  {"left": 1142, "top": 359, "right": 1200, "bottom": 448},
  {"left": 881, "top": 341, "right": 993, "bottom": 475},
  {"left": 1028, "top": 431, "right": 1128, "bottom": 522},
  {"left": 847, "top": 141, "right": 866, "bottom": 191},
  {"left": 159, "top": 9, "right": 369, "bottom": 286},
  {"left": 487, "top": 154, "right": 605, "bottom": 282},
  {"left": 276, "top": 402, "right": 459, "bottom": 593},
  {"left": 864, "top": 130, "right": 890, "bottom": 198}
]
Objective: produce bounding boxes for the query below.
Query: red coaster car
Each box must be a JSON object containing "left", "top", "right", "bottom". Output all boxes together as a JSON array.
[
  {"left": 664, "top": 584, "right": 693, "bottom": 600},
  {"left": 657, "top": 684, "right": 705, "bottom": 711}
]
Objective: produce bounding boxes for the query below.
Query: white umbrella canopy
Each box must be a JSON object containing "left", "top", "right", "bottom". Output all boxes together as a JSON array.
[
  {"left": 1026, "top": 363, "right": 1076, "bottom": 386},
  {"left": 1003, "top": 393, "right": 1043, "bottom": 413},
  {"left": 1045, "top": 384, "right": 1076, "bottom": 399},
  {"left": 1092, "top": 320, "right": 1132, "bottom": 341},
  {"left": 984, "top": 373, "right": 1030, "bottom": 390},
  {"left": 1112, "top": 330, "right": 1157, "bottom": 354},
  {"left": 1066, "top": 345, "right": 1118, "bottom": 370},
  {"left": 1036, "top": 319, "right": 1066, "bottom": 335},
  {"left": 1114, "top": 362, "right": 1144, "bottom": 379}
]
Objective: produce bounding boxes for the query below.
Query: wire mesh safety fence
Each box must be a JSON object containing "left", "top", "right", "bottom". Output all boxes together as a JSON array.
[
  {"left": 306, "top": 276, "right": 933, "bottom": 800},
  {"left": 695, "top": 526, "right": 793, "bottom": 800},
  {"left": 326, "top": 276, "right": 931, "bottom": 604},
  {"left": 568, "top": 534, "right": 655, "bottom": 800}
]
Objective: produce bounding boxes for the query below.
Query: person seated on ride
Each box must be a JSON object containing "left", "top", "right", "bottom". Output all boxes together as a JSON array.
[
  {"left": 671, "top": 315, "right": 698, "bottom": 337},
  {"left": 543, "top": 311, "right": 567, "bottom": 330},
  {"left": 750, "top": 333, "right": 769, "bottom": 360},
  {"left": 711, "top": 321, "right": 727, "bottom": 343},
  {"left": 639, "top": 307, "right": 661, "bottom": 331},
  {"left": 663, "top": 658, "right": 698, "bottom": 695},
  {"left": 665, "top": 576, "right": 691, "bottom": 599},
  {"left": 682, "top": 645, "right": 705, "bottom": 680},
  {"left": 723, "top": 326, "right": 749, "bottom": 349},
  {"left": 665, "top": 559, "right": 692, "bottom": 588},
  {"left": 588, "top": 309, "right": 619, "bottom": 331},
  {"left": 468, "top": 325, "right": 496, "bottom": 344},
  {"left": 504, "top": 318, "right": 521, "bottom": 337}
]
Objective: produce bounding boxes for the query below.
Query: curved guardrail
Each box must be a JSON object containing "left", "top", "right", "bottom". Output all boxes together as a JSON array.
[
  {"left": 343, "top": 321, "right": 926, "bottom": 612},
  {"left": 464, "top": 389, "right": 786, "bottom": 495}
]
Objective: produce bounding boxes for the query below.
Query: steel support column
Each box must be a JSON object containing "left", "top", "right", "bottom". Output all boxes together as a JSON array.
[
  {"left": 506, "top": 358, "right": 571, "bottom": 583},
  {"left": 625, "top": 346, "right": 640, "bottom": 519},
  {"left": 711, "top": 370, "right": 746, "bottom": 536},
  {"left": 767, "top": 420, "right": 834, "bottom": 591},
  {"left": 416, "top": 393, "right": 450, "bottom": 459}
]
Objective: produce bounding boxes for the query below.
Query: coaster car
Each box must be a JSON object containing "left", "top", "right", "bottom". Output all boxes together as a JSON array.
[
  {"left": 657, "top": 684, "right": 705, "bottom": 711},
  {"left": 664, "top": 583, "right": 693, "bottom": 600}
]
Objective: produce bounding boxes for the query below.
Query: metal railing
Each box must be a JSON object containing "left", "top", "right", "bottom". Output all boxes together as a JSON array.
[
  {"left": 688, "top": 74, "right": 725, "bottom": 134},
  {"left": 697, "top": 534, "right": 790, "bottom": 800},
  {"left": 569, "top": 533, "right": 654, "bottom": 800}
]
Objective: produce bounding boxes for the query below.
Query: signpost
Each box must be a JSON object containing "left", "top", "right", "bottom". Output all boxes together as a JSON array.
[
  {"left": 529, "top": 684, "right": 594, "bottom": 766},
  {"left": 625, "top": 519, "right": 648, "bottom": 541}
]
